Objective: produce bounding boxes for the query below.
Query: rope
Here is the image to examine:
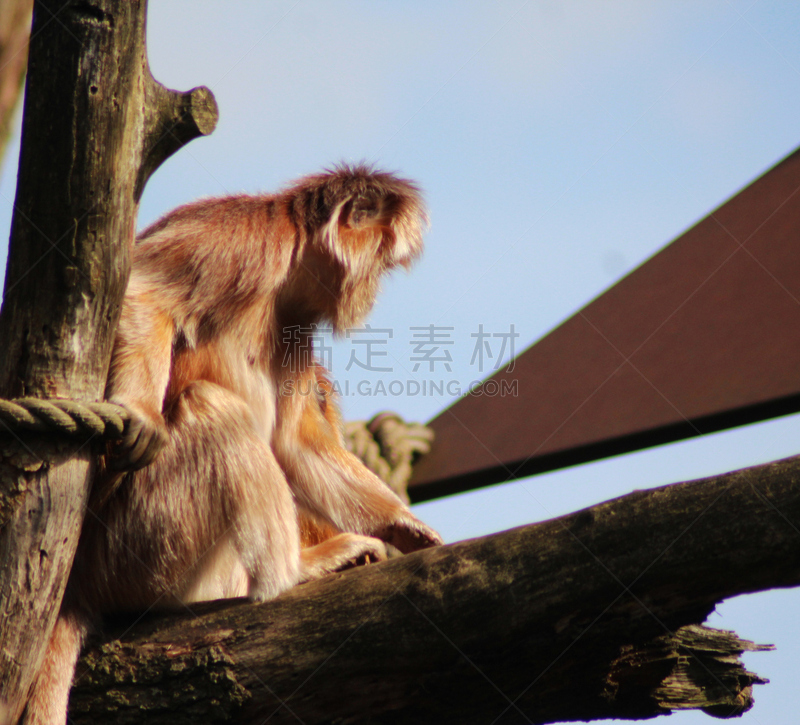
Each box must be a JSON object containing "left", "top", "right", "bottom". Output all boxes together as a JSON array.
[
  {"left": 0, "top": 398, "right": 129, "bottom": 440},
  {"left": 0, "top": 398, "right": 433, "bottom": 501},
  {"left": 345, "top": 412, "right": 434, "bottom": 504}
]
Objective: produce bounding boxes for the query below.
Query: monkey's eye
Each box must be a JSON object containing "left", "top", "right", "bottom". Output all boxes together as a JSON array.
[{"left": 346, "top": 194, "right": 382, "bottom": 229}]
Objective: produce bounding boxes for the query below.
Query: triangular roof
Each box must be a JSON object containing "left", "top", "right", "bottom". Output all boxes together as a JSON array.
[{"left": 410, "top": 148, "right": 800, "bottom": 501}]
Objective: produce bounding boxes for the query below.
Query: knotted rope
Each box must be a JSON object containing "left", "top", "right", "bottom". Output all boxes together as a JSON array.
[{"left": 345, "top": 412, "right": 434, "bottom": 503}]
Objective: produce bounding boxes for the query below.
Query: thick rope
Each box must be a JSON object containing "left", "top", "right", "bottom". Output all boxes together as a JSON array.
[
  {"left": 345, "top": 412, "right": 434, "bottom": 504},
  {"left": 0, "top": 398, "right": 129, "bottom": 440},
  {"left": 0, "top": 398, "right": 432, "bottom": 501}
]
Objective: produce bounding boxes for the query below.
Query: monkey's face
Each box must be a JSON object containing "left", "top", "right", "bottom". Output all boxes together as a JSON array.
[
  {"left": 339, "top": 192, "right": 425, "bottom": 270},
  {"left": 277, "top": 166, "right": 426, "bottom": 331}
]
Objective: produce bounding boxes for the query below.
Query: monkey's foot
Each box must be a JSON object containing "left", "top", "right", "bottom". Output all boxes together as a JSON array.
[{"left": 298, "top": 533, "right": 388, "bottom": 583}]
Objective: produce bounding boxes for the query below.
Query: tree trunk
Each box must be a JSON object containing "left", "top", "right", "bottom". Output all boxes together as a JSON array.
[
  {"left": 0, "top": 1, "right": 217, "bottom": 720},
  {"left": 68, "top": 453, "right": 800, "bottom": 723}
]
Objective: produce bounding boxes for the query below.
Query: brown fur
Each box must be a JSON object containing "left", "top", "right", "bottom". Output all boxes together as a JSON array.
[{"left": 24, "top": 165, "right": 442, "bottom": 724}]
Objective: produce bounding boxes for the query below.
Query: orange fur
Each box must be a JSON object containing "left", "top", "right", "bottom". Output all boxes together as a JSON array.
[{"left": 24, "top": 165, "right": 442, "bottom": 724}]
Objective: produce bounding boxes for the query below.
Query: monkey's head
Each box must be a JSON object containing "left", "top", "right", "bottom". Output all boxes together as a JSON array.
[{"left": 283, "top": 165, "right": 427, "bottom": 331}]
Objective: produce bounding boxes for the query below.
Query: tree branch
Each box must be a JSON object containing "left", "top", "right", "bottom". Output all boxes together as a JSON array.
[
  {"left": 68, "top": 453, "right": 800, "bottom": 723},
  {"left": 0, "top": 1, "right": 217, "bottom": 719}
]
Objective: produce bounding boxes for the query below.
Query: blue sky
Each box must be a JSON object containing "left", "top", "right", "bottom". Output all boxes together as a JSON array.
[{"left": 2, "top": 2, "right": 800, "bottom": 722}]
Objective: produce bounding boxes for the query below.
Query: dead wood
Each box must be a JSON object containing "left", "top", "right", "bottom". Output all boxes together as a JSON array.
[{"left": 69, "top": 453, "right": 800, "bottom": 723}]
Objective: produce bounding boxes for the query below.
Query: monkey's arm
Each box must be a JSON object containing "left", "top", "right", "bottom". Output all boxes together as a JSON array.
[
  {"left": 274, "top": 396, "right": 442, "bottom": 553},
  {"left": 105, "top": 285, "right": 175, "bottom": 469}
]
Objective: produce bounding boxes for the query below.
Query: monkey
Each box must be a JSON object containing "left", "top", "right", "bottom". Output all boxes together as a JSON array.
[{"left": 23, "top": 165, "right": 443, "bottom": 724}]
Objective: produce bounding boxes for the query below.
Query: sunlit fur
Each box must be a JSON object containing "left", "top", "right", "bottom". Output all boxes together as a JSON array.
[{"left": 24, "top": 165, "right": 441, "bottom": 725}]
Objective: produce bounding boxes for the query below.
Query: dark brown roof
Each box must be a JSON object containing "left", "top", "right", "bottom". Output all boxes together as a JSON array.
[{"left": 410, "top": 148, "right": 800, "bottom": 502}]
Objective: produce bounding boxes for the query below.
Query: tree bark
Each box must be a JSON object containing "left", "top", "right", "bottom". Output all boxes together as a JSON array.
[
  {"left": 0, "top": 1, "right": 217, "bottom": 720},
  {"left": 68, "top": 453, "right": 800, "bottom": 724}
]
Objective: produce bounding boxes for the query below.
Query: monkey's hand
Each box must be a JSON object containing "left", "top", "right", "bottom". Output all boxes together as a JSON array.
[
  {"left": 378, "top": 515, "right": 444, "bottom": 554},
  {"left": 108, "top": 401, "right": 167, "bottom": 471}
]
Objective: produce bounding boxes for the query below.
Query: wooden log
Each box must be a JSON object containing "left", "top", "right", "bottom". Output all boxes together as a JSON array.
[{"left": 68, "top": 453, "right": 800, "bottom": 723}]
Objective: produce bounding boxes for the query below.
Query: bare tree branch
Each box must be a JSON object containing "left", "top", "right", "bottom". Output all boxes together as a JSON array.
[{"left": 69, "top": 453, "right": 800, "bottom": 723}]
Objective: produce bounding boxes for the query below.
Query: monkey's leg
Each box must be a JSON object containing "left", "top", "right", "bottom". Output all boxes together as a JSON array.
[
  {"left": 163, "top": 380, "right": 304, "bottom": 602},
  {"left": 77, "top": 379, "right": 304, "bottom": 611},
  {"left": 23, "top": 608, "right": 89, "bottom": 725}
]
